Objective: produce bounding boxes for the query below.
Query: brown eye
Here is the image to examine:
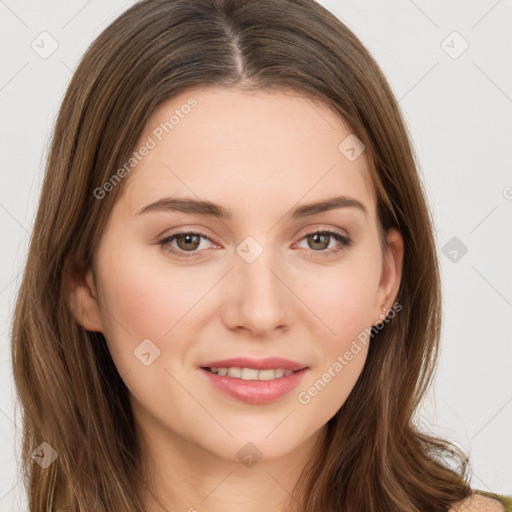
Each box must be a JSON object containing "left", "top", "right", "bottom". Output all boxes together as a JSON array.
[
  {"left": 158, "top": 230, "right": 214, "bottom": 258},
  {"left": 307, "top": 233, "right": 330, "bottom": 250},
  {"left": 175, "top": 233, "right": 201, "bottom": 251},
  {"left": 296, "top": 230, "right": 352, "bottom": 257}
]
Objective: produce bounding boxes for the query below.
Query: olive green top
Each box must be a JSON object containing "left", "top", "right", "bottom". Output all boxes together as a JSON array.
[{"left": 473, "top": 489, "right": 512, "bottom": 511}]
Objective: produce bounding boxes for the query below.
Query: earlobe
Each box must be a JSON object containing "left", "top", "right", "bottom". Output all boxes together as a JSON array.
[
  {"left": 373, "top": 228, "right": 404, "bottom": 325},
  {"left": 65, "top": 266, "right": 104, "bottom": 332}
]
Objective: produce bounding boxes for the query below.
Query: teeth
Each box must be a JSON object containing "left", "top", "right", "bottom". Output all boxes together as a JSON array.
[
  {"left": 208, "top": 367, "right": 296, "bottom": 380},
  {"left": 227, "top": 367, "right": 242, "bottom": 378}
]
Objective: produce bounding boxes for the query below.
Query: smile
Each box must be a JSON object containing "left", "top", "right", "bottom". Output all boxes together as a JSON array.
[{"left": 205, "top": 367, "right": 296, "bottom": 380}]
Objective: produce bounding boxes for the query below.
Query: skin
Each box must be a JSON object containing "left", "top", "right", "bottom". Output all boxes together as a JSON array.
[{"left": 68, "top": 85, "right": 404, "bottom": 512}]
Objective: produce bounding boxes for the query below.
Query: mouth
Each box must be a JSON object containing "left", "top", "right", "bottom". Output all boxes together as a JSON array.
[
  {"left": 198, "top": 360, "right": 309, "bottom": 404},
  {"left": 201, "top": 366, "right": 304, "bottom": 381}
]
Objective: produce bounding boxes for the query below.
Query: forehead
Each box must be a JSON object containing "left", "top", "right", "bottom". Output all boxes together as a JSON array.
[{"left": 121, "top": 85, "right": 376, "bottom": 220}]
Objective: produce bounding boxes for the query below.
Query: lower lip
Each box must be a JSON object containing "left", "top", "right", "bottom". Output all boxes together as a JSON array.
[{"left": 200, "top": 368, "right": 308, "bottom": 404}]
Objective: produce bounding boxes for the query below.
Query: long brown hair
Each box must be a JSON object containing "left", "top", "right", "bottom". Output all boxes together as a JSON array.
[{"left": 11, "top": 0, "right": 474, "bottom": 510}]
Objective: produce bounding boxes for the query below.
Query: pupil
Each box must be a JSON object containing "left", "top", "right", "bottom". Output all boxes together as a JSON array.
[
  {"left": 179, "top": 234, "right": 199, "bottom": 251},
  {"left": 310, "top": 233, "right": 328, "bottom": 250}
]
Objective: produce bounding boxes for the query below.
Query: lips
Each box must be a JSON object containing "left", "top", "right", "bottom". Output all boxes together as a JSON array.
[
  {"left": 200, "top": 357, "right": 308, "bottom": 372},
  {"left": 198, "top": 357, "right": 309, "bottom": 404},
  {"left": 200, "top": 367, "right": 308, "bottom": 404}
]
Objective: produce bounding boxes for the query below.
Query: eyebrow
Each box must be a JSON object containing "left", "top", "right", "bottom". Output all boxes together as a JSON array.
[{"left": 136, "top": 195, "right": 368, "bottom": 219}]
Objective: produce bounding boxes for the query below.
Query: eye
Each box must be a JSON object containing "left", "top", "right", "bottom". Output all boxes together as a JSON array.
[
  {"left": 158, "top": 229, "right": 215, "bottom": 258},
  {"left": 295, "top": 229, "right": 352, "bottom": 257}
]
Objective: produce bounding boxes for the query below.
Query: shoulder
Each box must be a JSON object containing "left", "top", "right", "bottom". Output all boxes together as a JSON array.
[{"left": 449, "top": 491, "right": 512, "bottom": 512}]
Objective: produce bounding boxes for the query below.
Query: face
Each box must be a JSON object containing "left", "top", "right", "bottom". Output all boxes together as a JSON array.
[{"left": 70, "top": 85, "right": 403, "bottom": 465}]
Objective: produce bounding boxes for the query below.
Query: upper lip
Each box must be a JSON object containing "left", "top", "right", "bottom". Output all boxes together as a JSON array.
[{"left": 200, "top": 357, "right": 308, "bottom": 371}]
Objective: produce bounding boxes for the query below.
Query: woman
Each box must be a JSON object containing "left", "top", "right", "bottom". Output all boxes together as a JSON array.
[{"left": 10, "top": 0, "right": 511, "bottom": 511}]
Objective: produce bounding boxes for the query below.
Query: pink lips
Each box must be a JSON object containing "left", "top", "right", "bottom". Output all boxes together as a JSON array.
[
  {"left": 200, "top": 357, "right": 307, "bottom": 371},
  {"left": 199, "top": 357, "right": 309, "bottom": 405}
]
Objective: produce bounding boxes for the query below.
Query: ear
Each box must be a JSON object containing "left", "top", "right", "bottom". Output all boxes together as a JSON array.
[
  {"left": 373, "top": 228, "right": 403, "bottom": 325},
  {"left": 65, "top": 265, "right": 104, "bottom": 332}
]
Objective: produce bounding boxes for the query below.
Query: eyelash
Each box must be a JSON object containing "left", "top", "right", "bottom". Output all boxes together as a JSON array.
[{"left": 157, "top": 228, "right": 352, "bottom": 259}]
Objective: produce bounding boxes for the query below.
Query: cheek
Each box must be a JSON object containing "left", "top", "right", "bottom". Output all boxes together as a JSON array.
[
  {"left": 320, "top": 274, "right": 375, "bottom": 332},
  {"left": 94, "top": 242, "right": 209, "bottom": 371},
  {"left": 293, "top": 249, "right": 380, "bottom": 412},
  {"left": 295, "top": 277, "right": 376, "bottom": 423},
  {"left": 294, "top": 250, "right": 381, "bottom": 343}
]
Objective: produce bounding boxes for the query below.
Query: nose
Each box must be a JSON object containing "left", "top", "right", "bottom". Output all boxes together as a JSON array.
[{"left": 220, "top": 241, "right": 294, "bottom": 338}]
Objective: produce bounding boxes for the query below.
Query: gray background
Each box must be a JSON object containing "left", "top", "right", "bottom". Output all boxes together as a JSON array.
[{"left": 1, "top": 1, "right": 511, "bottom": 510}]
